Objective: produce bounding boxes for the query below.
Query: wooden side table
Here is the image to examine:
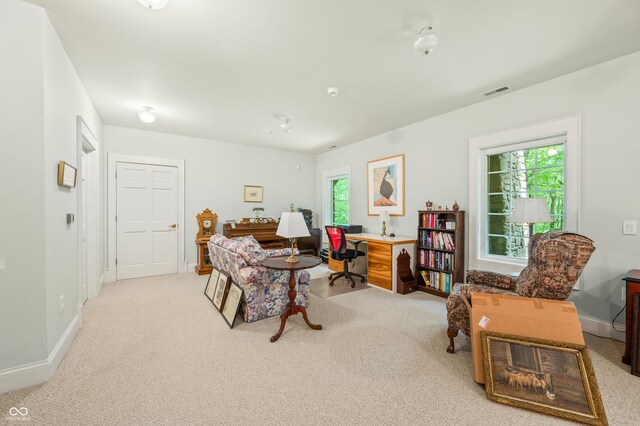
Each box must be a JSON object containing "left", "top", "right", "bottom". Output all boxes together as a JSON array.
[
  {"left": 261, "top": 255, "right": 322, "bottom": 342},
  {"left": 622, "top": 269, "right": 640, "bottom": 365}
]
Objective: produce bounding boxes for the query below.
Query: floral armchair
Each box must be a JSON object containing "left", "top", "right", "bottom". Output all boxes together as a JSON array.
[
  {"left": 445, "top": 230, "right": 595, "bottom": 353},
  {"left": 208, "top": 234, "right": 310, "bottom": 323}
]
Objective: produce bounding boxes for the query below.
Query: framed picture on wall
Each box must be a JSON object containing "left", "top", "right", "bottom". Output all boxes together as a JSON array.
[
  {"left": 367, "top": 154, "right": 404, "bottom": 216},
  {"left": 57, "top": 161, "right": 77, "bottom": 188},
  {"left": 244, "top": 185, "right": 263, "bottom": 203}
]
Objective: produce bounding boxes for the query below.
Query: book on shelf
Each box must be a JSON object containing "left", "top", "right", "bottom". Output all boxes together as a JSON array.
[
  {"left": 418, "top": 230, "right": 455, "bottom": 251},
  {"left": 418, "top": 249, "right": 454, "bottom": 271}
]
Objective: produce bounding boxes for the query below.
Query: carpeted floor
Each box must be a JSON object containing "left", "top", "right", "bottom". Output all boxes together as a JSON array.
[
  {"left": 1, "top": 271, "right": 638, "bottom": 425},
  {"left": 309, "top": 275, "right": 370, "bottom": 298}
]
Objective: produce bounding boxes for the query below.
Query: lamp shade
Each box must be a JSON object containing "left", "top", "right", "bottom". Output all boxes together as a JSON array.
[
  {"left": 379, "top": 210, "right": 390, "bottom": 223},
  {"left": 510, "top": 198, "right": 552, "bottom": 224},
  {"left": 276, "top": 212, "right": 310, "bottom": 238}
]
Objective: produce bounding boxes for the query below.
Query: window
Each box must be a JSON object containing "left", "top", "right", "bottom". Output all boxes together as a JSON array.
[
  {"left": 322, "top": 167, "right": 351, "bottom": 228},
  {"left": 486, "top": 140, "right": 565, "bottom": 259},
  {"left": 468, "top": 115, "right": 580, "bottom": 269},
  {"left": 330, "top": 177, "right": 349, "bottom": 225}
]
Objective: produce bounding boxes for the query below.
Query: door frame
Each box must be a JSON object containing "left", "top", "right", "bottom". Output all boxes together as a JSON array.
[
  {"left": 76, "top": 116, "right": 99, "bottom": 323},
  {"left": 106, "top": 153, "right": 186, "bottom": 282}
]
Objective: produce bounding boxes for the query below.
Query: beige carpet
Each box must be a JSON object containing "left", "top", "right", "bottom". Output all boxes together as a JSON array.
[
  {"left": 1, "top": 272, "right": 638, "bottom": 425},
  {"left": 309, "top": 275, "right": 370, "bottom": 298}
]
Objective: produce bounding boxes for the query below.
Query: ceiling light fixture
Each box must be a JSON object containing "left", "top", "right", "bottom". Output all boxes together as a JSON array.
[
  {"left": 137, "top": 0, "right": 169, "bottom": 11},
  {"left": 138, "top": 106, "right": 157, "bottom": 123},
  {"left": 414, "top": 25, "right": 439, "bottom": 55},
  {"left": 273, "top": 113, "right": 292, "bottom": 134}
]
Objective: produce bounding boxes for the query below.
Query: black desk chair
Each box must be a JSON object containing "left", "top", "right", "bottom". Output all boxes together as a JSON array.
[{"left": 325, "top": 226, "right": 366, "bottom": 288}]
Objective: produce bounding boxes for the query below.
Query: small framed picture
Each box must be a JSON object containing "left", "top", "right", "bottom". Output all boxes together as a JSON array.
[
  {"left": 244, "top": 185, "right": 263, "bottom": 203},
  {"left": 57, "top": 161, "right": 77, "bottom": 188},
  {"left": 212, "top": 271, "right": 230, "bottom": 311},
  {"left": 204, "top": 268, "right": 220, "bottom": 302},
  {"left": 481, "top": 331, "right": 607, "bottom": 425},
  {"left": 221, "top": 281, "right": 243, "bottom": 329}
]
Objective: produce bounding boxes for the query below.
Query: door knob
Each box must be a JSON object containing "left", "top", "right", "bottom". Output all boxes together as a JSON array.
[{"left": 169, "top": 224, "right": 177, "bottom": 229}]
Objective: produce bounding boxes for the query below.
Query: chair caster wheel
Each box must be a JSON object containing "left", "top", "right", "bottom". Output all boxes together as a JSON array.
[
  {"left": 360, "top": 277, "right": 366, "bottom": 282},
  {"left": 351, "top": 283, "right": 355, "bottom": 288},
  {"left": 329, "top": 282, "right": 334, "bottom": 286}
]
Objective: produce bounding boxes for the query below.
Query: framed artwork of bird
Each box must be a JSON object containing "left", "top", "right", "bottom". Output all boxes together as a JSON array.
[{"left": 367, "top": 154, "right": 405, "bottom": 216}]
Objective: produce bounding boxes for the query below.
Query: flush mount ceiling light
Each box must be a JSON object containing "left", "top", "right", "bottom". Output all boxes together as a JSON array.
[
  {"left": 414, "top": 25, "right": 439, "bottom": 55},
  {"left": 138, "top": 106, "right": 157, "bottom": 123},
  {"left": 137, "top": 0, "right": 168, "bottom": 11},
  {"left": 327, "top": 87, "right": 340, "bottom": 97}
]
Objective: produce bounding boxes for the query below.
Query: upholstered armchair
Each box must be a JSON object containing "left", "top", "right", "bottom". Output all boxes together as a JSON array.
[{"left": 445, "top": 230, "right": 595, "bottom": 353}]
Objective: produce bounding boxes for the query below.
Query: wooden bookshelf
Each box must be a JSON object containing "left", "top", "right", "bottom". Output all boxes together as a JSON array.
[{"left": 415, "top": 210, "right": 465, "bottom": 298}]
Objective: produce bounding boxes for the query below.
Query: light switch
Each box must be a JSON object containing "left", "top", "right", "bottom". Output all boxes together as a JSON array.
[
  {"left": 0, "top": 258, "right": 5, "bottom": 270},
  {"left": 623, "top": 220, "right": 637, "bottom": 235}
]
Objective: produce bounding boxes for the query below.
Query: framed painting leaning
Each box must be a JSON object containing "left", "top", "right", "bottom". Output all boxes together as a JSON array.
[
  {"left": 367, "top": 154, "right": 404, "bottom": 216},
  {"left": 481, "top": 331, "right": 607, "bottom": 425}
]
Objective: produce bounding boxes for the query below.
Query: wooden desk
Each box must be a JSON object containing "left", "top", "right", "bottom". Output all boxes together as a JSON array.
[
  {"left": 622, "top": 269, "right": 640, "bottom": 365},
  {"left": 328, "top": 233, "right": 417, "bottom": 293}
]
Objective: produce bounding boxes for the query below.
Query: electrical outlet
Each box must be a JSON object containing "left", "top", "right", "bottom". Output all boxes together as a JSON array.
[
  {"left": 622, "top": 287, "right": 626, "bottom": 302},
  {"left": 59, "top": 295, "right": 64, "bottom": 313}
]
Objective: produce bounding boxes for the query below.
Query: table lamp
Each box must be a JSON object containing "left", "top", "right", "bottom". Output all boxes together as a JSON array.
[
  {"left": 276, "top": 212, "right": 310, "bottom": 263},
  {"left": 379, "top": 210, "right": 390, "bottom": 237},
  {"left": 509, "top": 197, "right": 552, "bottom": 237}
]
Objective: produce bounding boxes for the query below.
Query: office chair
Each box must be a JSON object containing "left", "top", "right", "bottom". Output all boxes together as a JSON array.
[{"left": 325, "top": 226, "right": 366, "bottom": 288}]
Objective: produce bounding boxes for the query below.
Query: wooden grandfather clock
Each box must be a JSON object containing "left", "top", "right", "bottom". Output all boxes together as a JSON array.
[{"left": 195, "top": 209, "right": 218, "bottom": 275}]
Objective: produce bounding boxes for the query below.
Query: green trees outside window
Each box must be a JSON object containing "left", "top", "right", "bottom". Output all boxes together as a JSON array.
[
  {"left": 487, "top": 143, "right": 564, "bottom": 258},
  {"left": 332, "top": 178, "right": 349, "bottom": 225}
]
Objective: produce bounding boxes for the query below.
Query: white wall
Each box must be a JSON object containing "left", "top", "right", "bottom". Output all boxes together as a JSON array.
[
  {"left": 104, "top": 126, "right": 316, "bottom": 268},
  {"left": 316, "top": 51, "right": 640, "bottom": 324},
  {"left": 43, "top": 17, "right": 104, "bottom": 353},
  {"left": 0, "top": 0, "right": 48, "bottom": 371},
  {"left": 0, "top": 0, "right": 104, "bottom": 389}
]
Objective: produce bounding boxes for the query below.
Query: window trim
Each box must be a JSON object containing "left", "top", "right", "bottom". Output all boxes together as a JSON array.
[
  {"left": 469, "top": 115, "right": 581, "bottom": 272},
  {"left": 322, "top": 166, "right": 351, "bottom": 230}
]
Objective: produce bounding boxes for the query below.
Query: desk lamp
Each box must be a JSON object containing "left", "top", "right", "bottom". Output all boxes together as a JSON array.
[
  {"left": 276, "top": 212, "right": 310, "bottom": 263},
  {"left": 379, "top": 210, "right": 390, "bottom": 237}
]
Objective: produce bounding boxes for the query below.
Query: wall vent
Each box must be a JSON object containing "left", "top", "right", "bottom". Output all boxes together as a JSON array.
[{"left": 482, "top": 86, "right": 510, "bottom": 97}]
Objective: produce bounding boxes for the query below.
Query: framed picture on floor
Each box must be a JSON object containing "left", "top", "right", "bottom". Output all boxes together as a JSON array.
[
  {"left": 204, "top": 268, "right": 220, "bottom": 302},
  {"left": 481, "top": 331, "right": 607, "bottom": 425},
  {"left": 221, "top": 281, "right": 243, "bottom": 329},
  {"left": 212, "top": 271, "right": 230, "bottom": 312},
  {"left": 367, "top": 154, "right": 404, "bottom": 216}
]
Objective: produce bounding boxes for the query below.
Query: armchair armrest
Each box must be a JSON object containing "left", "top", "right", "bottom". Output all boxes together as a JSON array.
[
  {"left": 351, "top": 240, "right": 363, "bottom": 259},
  {"left": 465, "top": 270, "right": 516, "bottom": 290},
  {"left": 265, "top": 247, "right": 300, "bottom": 258}
]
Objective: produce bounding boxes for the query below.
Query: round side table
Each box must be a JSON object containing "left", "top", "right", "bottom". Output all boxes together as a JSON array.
[{"left": 261, "top": 255, "right": 322, "bottom": 342}]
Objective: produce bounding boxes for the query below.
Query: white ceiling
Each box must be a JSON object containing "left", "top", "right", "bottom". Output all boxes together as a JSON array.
[{"left": 28, "top": 0, "right": 640, "bottom": 153}]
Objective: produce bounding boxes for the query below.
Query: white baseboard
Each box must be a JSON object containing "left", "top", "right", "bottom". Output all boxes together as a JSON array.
[
  {"left": 0, "top": 314, "right": 79, "bottom": 394},
  {"left": 187, "top": 262, "right": 197, "bottom": 273},
  {"left": 104, "top": 268, "right": 116, "bottom": 284},
  {"left": 579, "top": 314, "right": 625, "bottom": 342},
  {"left": 178, "top": 261, "right": 188, "bottom": 273},
  {"left": 97, "top": 272, "right": 105, "bottom": 296}
]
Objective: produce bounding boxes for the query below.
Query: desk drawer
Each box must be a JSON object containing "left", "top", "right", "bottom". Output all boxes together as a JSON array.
[
  {"left": 368, "top": 242, "right": 391, "bottom": 256},
  {"left": 368, "top": 271, "right": 392, "bottom": 290},
  {"left": 368, "top": 258, "right": 391, "bottom": 277}
]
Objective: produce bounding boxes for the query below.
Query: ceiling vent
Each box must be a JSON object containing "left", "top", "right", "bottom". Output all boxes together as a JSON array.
[{"left": 482, "top": 86, "right": 510, "bottom": 97}]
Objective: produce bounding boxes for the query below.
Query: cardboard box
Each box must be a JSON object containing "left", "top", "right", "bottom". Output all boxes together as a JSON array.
[{"left": 470, "top": 292, "right": 584, "bottom": 384}]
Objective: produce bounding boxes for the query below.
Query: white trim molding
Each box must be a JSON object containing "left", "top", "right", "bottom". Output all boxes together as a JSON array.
[
  {"left": 579, "top": 314, "right": 625, "bottom": 342},
  {"left": 0, "top": 315, "right": 79, "bottom": 394},
  {"left": 107, "top": 153, "right": 186, "bottom": 281},
  {"left": 468, "top": 114, "right": 581, "bottom": 275}
]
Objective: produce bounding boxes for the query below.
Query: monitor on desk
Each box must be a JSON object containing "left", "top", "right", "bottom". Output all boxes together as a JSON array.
[{"left": 338, "top": 224, "right": 362, "bottom": 234}]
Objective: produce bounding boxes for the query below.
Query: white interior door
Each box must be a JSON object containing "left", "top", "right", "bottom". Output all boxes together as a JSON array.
[
  {"left": 116, "top": 162, "right": 178, "bottom": 280},
  {"left": 80, "top": 150, "right": 88, "bottom": 304}
]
